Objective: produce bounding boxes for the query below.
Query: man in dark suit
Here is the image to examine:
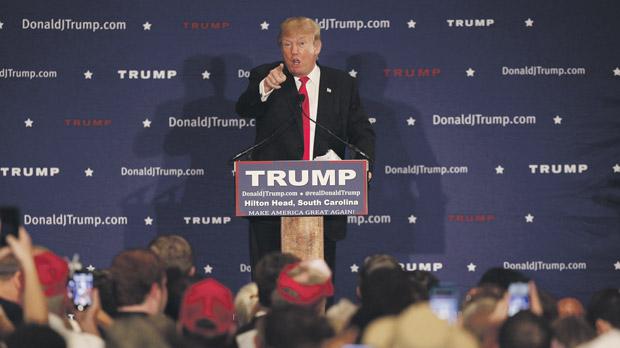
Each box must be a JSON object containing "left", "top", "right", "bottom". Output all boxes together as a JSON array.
[{"left": 236, "top": 17, "right": 375, "bottom": 274}]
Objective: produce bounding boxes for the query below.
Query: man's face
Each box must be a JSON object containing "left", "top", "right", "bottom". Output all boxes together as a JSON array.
[{"left": 280, "top": 31, "right": 321, "bottom": 77}]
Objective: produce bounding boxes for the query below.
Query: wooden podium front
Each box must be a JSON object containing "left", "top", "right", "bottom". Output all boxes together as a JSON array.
[{"left": 281, "top": 216, "right": 324, "bottom": 260}]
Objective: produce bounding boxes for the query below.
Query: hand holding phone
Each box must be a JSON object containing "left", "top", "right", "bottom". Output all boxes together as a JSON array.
[
  {"left": 67, "top": 272, "right": 94, "bottom": 311},
  {"left": 508, "top": 282, "right": 530, "bottom": 316}
]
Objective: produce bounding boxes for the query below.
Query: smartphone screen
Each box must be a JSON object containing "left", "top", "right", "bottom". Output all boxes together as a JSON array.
[
  {"left": 67, "top": 272, "right": 93, "bottom": 311},
  {"left": 508, "top": 282, "right": 530, "bottom": 316},
  {"left": 0, "top": 207, "right": 20, "bottom": 247},
  {"left": 429, "top": 285, "right": 459, "bottom": 324}
]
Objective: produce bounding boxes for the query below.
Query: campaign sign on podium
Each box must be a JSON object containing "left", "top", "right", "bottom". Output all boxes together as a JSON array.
[{"left": 234, "top": 160, "right": 368, "bottom": 217}]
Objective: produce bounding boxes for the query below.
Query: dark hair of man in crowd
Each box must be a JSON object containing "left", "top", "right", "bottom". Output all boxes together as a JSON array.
[
  {"left": 499, "top": 310, "right": 552, "bottom": 348},
  {"left": 478, "top": 267, "right": 530, "bottom": 290},
  {"left": 163, "top": 267, "right": 198, "bottom": 321},
  {"left": 358, "top": 254, "right": 400, "bottom": 284},
  {"left": 110, "top": 249, "right": 166, "bottom": 307},
  {"left": 254, "top": 252, "right": 300, "bottom": 308},
  {"left": 93, "top": 269, "right": 118, "bottom": 317},
  {"left": 349, "top": 267, "right": 413, "bottom": 340},
  {"left": 261, "top": 305, "right": 334, "bottom": 348},
  {"left": 586, "top": 288, "right": 620, "bottom": 329},
  {"left": 408, "top": 270, "right": 439, "bottom": 302},
  {"left": 551, "top": 316, "right": 596, "bottom": 348}
]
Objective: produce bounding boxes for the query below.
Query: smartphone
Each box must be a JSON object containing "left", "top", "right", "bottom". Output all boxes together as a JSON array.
[
  {"left": 508, "top": 282, "right": 530, "bottom": 316},
  {"left": 429, "top": 285, "right": 459, "bottom": 324},
  {"left": 67, "top": 271, "right": 93, "bottom": 311},
  {"left": 0, "top": 207, "right": 20, "bottom": 247}
]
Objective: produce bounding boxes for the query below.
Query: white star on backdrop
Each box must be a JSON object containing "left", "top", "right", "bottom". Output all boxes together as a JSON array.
[
  {"left": 84, "top": 168, "right": 94, "bottom": 177},
  {"left": 614, "top": 67, "right": 620, "bottom": 76},
  {"left": 260, "top": 21, "right": 269, "bottom": 30},
  {"left": 525, "top": 213, "right": 534, "bottom": 223},
  {"left": 143, "top": 118, "right": 152, "bottom": 128},
  {"left": 202, "top": 70, "right": 211, "bottom": 79},
  {"left": 495, "top": 165, "right": 505, "bottom": 174},
  {"left": 84, "top": 70, "right": 93, "bottom": 79},
  {"left": 466, "top": 68, "right": 475, "bottom": 77},
  {"left": 613, "top": 164, "right": 620, "bottom": 173},
  {"left": 407, "top": 20, "right": 416, "bottom": 29},
  {"left": 348, "top": 69, "right": 358, "bottom": 78},
  {"left": 525, "top": 18, "right": 534, "bottom": 27},
  {"left": 406, "top": 117, "right": 416, "bottom": 126},
  {"left": 615, "top": 261, "right": 620, "bottom": 270},
  {"left": 86, "top": 265, "right": 95, "bottom": 272},
  {"left": 0, "top": 22, "right": 4, "bottom": 30},
  {"left": 144, "top": 216, "right": 153, "bottom": 225},
  {"left": 553, "top": 115, "right": 563, "bottom": 125},
  {"left": 24, "top": 118, "right": 34, "bottom": 127},
  {"left": 204, "top": 264, "right": 213, "bottom": 274},
  {"left": 408, "top": 214, "right": 417, "bottom": 224},
  {"left": 143, "top": 22, "right": 152, "bottom": 30},
  {"left": 350, "top": 264, "right": 359, "bottom": 273},
  {"left": 467, "top": 263, "right": 477, "bottom": 272}
]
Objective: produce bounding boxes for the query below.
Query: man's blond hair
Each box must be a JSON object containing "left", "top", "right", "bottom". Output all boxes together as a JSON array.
[{"left": 278, "top": 17, "right": 321, "bottom": 46}]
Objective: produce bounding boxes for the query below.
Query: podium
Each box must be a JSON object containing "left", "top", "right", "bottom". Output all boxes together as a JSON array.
[{"left": 235, "top": 160, "right": 368, "bottom": 261}]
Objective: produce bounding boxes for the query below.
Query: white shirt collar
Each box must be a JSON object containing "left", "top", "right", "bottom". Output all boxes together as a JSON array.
[{"left": 294, "top": 64, "right": 320, "bottom": 83}]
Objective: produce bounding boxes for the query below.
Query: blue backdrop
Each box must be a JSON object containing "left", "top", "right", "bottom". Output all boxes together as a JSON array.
[{"left": 1, "top": 0, "right": 619, "bottom": 303}]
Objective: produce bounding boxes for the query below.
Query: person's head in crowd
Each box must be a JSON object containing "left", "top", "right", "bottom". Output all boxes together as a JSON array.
[
  {"left": 109, "top": 248, "right": 167, "bottom": 315},
  {"left": 362, "top": 302, "right": 479, "bottom": 348},
  {"left": 359, "top": 267, "right": 413, "bottom": 318},
  {"left": 0, "top": 254, "right": 24, "bottom": 324},
  {"left": 277, "top": 17, "right": 322, "bottom": 78},
  {"left": 179, "top": 278, "right": 235, "bottom": 346},
  {"left": 349, "top": 267, "right": 414, "bottom": 340},
  {"left": 551, "top": 316, "right": 596, "bottom": 348},
  {"left": 272, "top": 259, "right": 334, "bottom": 313},
  {"left": 261, "top": 305, "right": 334, "bottom": 348},
  {"left": 461, "top": 296, "right": 501, "bottom": 348},
  {"left": 586, "top": 288, "right": 620, "bottom": 335},
  {"left": 499, "top": 310, "right": 552, "bottom": 348},
  {"left": 478, "top": 268, "right": 530, "bottom": 291},
  {"left": 254, "top": 252, "right": 300, "bottom": 309},
  {"left": 357, "top": 253, "right": 400, "bottom": 299},
  {"left": 557, "top": 297, "right": 585, "bottom": 318},
  {"left": 161, "top": 267, "right": 196, "bottom": 321},
  {"left": 93, "top": 268, "right": 117, "bottom": 317},
  {"left": 234, "top": 282, "right": 258, "bottom": 327},
  {"left": 538, "top": 288, "right": 559, "bottom": 323},
  {"left": 408, "top": 270, "right": 439, "bottom": 302},
  {"left": 148, "top": 235, "right": 195, "bottom": 276},
  {"left": 5, "top": 323, "right": 66, "bottom": 348},
  {"left": 32, "top": 248, "right": 69, "bottom": 315}
]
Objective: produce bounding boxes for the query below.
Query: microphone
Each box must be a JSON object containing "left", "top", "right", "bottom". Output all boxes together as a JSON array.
[
  {"left": 229, "top": 116, "right": 296, "bottom": 164},
  {"left": 297, "top": 94, "right": 372, "bottom": 163}
]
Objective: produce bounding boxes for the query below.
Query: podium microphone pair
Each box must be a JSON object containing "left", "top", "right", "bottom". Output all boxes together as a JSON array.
[{"left": 229, "top": 93, "right": 372, "bottom": 164}]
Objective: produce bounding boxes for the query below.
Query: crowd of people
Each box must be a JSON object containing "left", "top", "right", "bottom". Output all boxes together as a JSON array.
[{"left": 0, "top": 228, "right": 618, "bottom": 348}]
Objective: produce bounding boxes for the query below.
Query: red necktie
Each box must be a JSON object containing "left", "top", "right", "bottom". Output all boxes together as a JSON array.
[{"left": 298, "top": 76, "right": 311, "bottom": 160}]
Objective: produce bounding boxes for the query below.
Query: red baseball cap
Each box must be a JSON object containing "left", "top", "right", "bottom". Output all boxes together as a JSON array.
[
  {"left": 180, "top": 278, "right": 235, "bottom": 337},
  {"left": 34, "top": 251, "right": 69, "bottom": 297},
  {"left": 276, "top": 260, "right": 334, "bottom": 306}
]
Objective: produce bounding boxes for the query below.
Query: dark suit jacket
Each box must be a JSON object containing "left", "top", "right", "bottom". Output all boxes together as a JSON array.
[{"left": 235, "top": 62, "right": 375, "bottom": 240}]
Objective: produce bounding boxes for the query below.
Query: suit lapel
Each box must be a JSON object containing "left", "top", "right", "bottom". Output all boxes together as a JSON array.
[{"left": 316, "top": 67, "right": 334, "bottom": 155}]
